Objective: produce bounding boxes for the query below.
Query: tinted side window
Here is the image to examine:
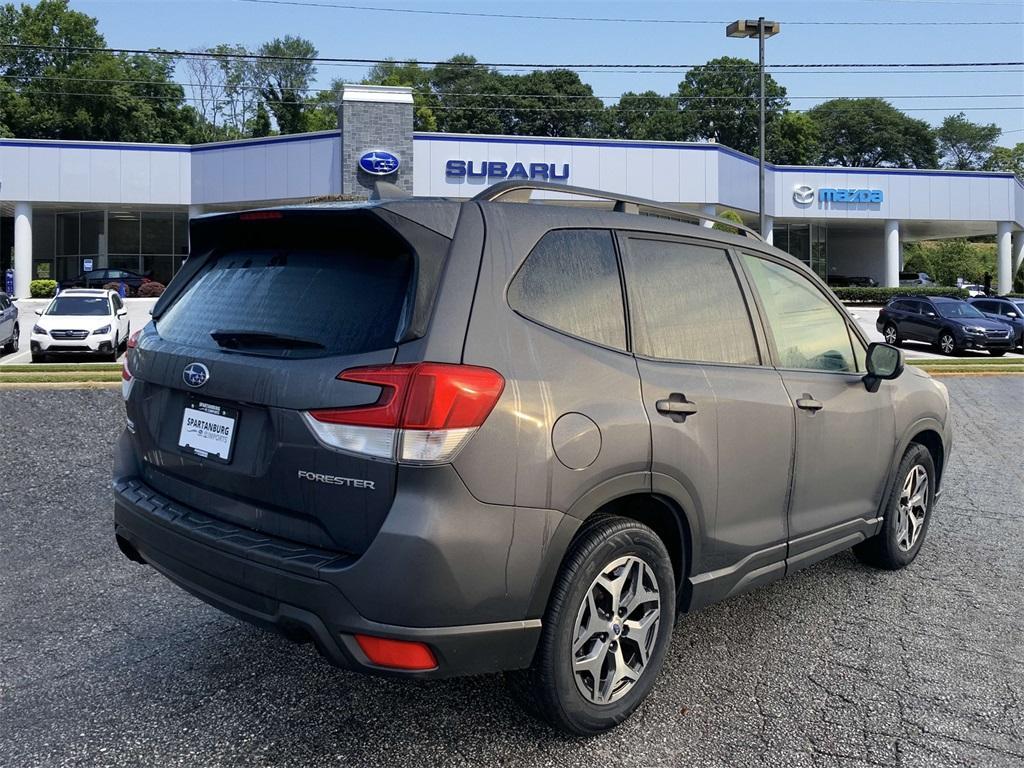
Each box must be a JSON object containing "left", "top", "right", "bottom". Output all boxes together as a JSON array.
[
  {"left": 508, "top": 229, "right": 626, "bottom": 350},
  {"left": 622, "top": 238, "right": 759, "bottom": 365},
  {"left": 743, "top": 255, "right": 857, "bottom": 373}
]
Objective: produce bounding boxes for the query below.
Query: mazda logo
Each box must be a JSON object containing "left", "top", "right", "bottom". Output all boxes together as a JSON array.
[
  {"left": 182, "top": 362, "right": 210, "bottom": 388},
  {"left": 793, "top": 185, "right": 814, "bottom": 205}
]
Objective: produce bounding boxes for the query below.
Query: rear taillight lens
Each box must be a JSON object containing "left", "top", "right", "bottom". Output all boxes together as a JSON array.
[{"left": 304, "top": 363, "right": 504, "bottom": 464}]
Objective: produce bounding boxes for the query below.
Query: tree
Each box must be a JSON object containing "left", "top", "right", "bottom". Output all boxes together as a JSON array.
[
  {"left": 984, "top": 142, "right": 1024, "bottom": 178},
  {"left": 936, "top": 112, "right": 1000, "bottom": 170},
  {"left": 675, "top": 57, "right": 788, "bottom": 156},
  {"left": 0, "top": 0, "right": 202, "bottom": 142},
  {"left": 610, "top": 91, "right": 685, "bottom": 141},
  {"left": 768, "top": 111, "right": 821, "bottom": 165},
  {"left": 902, "top": 239, "right": 995, "bottom": 285},
  {"left": 428, "top": 55, "right": 507, "bottom": 135},
  {"left": 500, "top": 69, "right": 607, "bottom": 138},
  {"left": 255, "top": 35, "right": 317, "bottom": 134},
  {"left": 805, "top": 98, "right": 937, "bottom": 168}
]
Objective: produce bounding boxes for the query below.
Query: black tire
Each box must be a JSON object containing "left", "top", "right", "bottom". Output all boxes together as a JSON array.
[
  {"left": 854, "top": 443, "right": 936, "bottom": 570},
  {"left": 119, "top": 326, "right": 130, "bottom": 353},
  {"left": 31, "top": 352, "right": 46, "bottom": 364},
  {"left": 882, "top": 323, "right": 900, "bottom": 346},
  {"left": 2, "top": 324, "right": 17, "bottom": 354},
  {"left": 937, "top": 330, "right": 959, "bottom": 356},
  {"left": 989, "top": 350, "right": 1006, "bottom": 357},
  {"left": 506, "top": 515, "right": 676, "bottom": 735}
]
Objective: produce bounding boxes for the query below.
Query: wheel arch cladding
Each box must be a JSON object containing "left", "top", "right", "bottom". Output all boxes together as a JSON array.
[{"left": 910, "top": 429, "right": 945, "bottom": 486}]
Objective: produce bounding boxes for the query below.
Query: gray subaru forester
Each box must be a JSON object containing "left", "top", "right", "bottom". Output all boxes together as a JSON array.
[{"left": 113, "top": 181, "right": 951, "bottom": 735}]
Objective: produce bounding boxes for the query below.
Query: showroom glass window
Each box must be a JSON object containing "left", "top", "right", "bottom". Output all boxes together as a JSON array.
[
  {"left": 742, "top": 255, "right": 858, "bottom": 373},
  {"left": 621, "top": 237, "right": 760, "bottom": 365},
  {"left": 508, "top": 229, "right": 627, "bottom": 351}
]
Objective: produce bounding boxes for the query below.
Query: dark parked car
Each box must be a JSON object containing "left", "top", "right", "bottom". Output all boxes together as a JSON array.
[
  {"left": 0, "top": 292, "right": 19, "bottom": 355},
  {"left": 968, "top": 296, "right": 1024, "bottom": 350},
  {"left": 114, "top": 182, "right": 951, "bottom": 735},
  {"left": 899, "top": 271, "right": 935, "bottom": 286},
  {"left": 61, "top": 268, "right": 149, "bottom": 294},
  {"left": 877, "top": 296, "right": 1015, "bottom": 356}
]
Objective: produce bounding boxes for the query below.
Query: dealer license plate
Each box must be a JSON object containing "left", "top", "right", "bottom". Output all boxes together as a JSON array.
[{"left": 178, "top": 400, "right": 238, "bottom": 463}]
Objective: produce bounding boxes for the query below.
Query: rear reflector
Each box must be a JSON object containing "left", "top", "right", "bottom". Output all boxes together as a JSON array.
[
  {"left": 354, "top": 634, "right": 437, "bottom": 671},
  {"left": 305, "top": 363, "right": 504, "bottom": 463}
]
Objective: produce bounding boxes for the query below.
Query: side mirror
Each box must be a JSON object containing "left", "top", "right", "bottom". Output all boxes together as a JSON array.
[
  {"left": 117, "top": 309, "right": 128, "bottom": 316},
  {"left": 35, "top": 309, "right": 42, "bottom": 316},
  {"left": 1007, "top": 312, "right": 1019, "bottom": 319},
  {"left": 925, "top": 311, "right": 937, "bottom": 317},
  {"left": 863, "top": 342, "right": 904, "bottom": 393}
]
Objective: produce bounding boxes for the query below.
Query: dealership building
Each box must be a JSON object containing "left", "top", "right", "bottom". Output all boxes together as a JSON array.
[{"left": 2, "top": 84, "right": 1022, "bottom": 298}]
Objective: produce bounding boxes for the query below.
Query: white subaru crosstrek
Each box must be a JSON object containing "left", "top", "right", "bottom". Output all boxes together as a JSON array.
[{"left": 31, "top": 288, "right": 130, "bottom": 362}]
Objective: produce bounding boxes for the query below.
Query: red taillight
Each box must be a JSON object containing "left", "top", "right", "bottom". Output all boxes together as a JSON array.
[
  {"left": 354, "top": 634, "right": 437, "bottom": 671},
  {"left": 305, "top": 363, "right": 504, "bottom": 463},
  {"left": 312, "top": 363, "right": 505, "bottom": 431},
  {"left": 122, "top": 329, "right": 142, "bottom": 381}
]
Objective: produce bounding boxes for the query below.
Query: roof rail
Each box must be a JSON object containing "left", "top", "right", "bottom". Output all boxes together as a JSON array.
[{"left": 472, "top": 180, "right": 764, "bottom": 241}]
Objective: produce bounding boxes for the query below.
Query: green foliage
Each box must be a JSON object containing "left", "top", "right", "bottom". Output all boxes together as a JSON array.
[
  {"left": 676, "top": 57, "right": 788, "bottom": 156},
  {"left": 984, "top": 143, "right": 1024, "bottom": 178},
  {"left": 255, "top": 36, "right": 317, "bottom": 134},
  {"left": 610, "top": 91, "right": 685, "bottom": 142},
  {"left": 712, "top": 209, "right": 746, "bottom": 234},
  {"left": 805, "top": 98, "right": 938, "bottom": 168},
  {"left": 936, "top": 113, "right": 1001, "bottom": 170},
  {"left": 0, "top": 0, "right": 201, "bottom": 142},
  {"left": 30, "top": 280, "right": 57, "bottom": 298},
  {"left": 768, "top": 112, "right": 821, "bottom": 165},
  {"left": 832, "top": 286, "right": 968, "bottom": 303},
  {"left": 903, "top": 239, "right": 996, "bottom": 285}
]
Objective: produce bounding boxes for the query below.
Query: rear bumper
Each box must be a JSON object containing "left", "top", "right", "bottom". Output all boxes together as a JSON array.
[{"left": 114, "top": 477, "right": 546, "bottom": 677}]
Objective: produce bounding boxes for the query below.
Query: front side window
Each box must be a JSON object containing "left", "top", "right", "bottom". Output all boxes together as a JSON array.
[
  {"left": 936, "top": 301, "right": 984, "bottom": 319},
  {"left": 622, "top": 237, "right": 759, "bottom": 365},
  {"left": 508, "top": 229, "right": 627, "bottom": 350},
  {"left": 743, "top": 255, "right": 857, "bottom": 373}
]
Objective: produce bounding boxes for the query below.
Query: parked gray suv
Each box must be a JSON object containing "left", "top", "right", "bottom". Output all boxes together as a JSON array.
[{"left": 113, "top": 182, "right": 952, "bottom": 735}]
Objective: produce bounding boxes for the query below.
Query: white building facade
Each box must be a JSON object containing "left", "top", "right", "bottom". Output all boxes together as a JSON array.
[{"left": 2, "top": 85, "right": 1022, "bottom": 298}]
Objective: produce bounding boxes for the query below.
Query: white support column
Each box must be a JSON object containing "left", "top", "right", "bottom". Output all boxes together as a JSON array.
[
  {"left": 701, "top": 204, "right": 716, "bottom": 228},
  {"left": 1012, "top": 230, "right": 1024, "bottom": 279},
  {"left": 13, "top": 202, "right": 32, "bottom": 299},
  {"left": 996, "top": 221, "right": 1012, "bottom": 295},
  {"left": 763, "top": 215, "right": 774, "bottom": 246},
  {"left": 884, "top": 220, "right": 900, "bottom": 288}
]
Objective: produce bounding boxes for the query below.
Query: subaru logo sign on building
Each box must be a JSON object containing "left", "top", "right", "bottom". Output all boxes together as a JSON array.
[
  {"left": 445, "top": 160, "right": 570, "bottom": 181},
  {"left": 358, "top": 150, "right": 400, "bottom": 176},
  {"left": 182, "top": 362, "right": 210, "bottom": 388}
]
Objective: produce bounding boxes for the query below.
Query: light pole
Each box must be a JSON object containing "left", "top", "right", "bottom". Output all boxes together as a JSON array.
[{"left": 727, "top": 17, "right": 780, "bottom": 239}]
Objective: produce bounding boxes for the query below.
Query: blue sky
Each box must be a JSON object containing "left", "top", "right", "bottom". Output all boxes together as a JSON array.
[{"left": 76, "top": 0, "right": 1024, "bottom": 146}]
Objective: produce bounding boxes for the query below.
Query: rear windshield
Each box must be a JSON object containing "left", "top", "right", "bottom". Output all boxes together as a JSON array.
[
  {"left": 47, "top": 296, "right": 110, "bottom": 316},
  {"left": 156, "top": 248, "right": 412, "bottom": 357}
]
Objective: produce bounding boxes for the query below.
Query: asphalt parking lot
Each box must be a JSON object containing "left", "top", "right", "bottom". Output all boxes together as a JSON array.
[{"left": 1, "top": 377, "right": 1022, "bottom": 767}]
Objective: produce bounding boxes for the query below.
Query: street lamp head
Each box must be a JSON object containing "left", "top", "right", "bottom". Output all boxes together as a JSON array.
[{"left": 726, "top": 19, "right": 780, "bottom": 38}]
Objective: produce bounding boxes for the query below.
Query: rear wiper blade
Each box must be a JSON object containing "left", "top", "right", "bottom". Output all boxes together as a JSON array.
[{"left": 210, "top": 329, "right": 325, "bottom": 350}]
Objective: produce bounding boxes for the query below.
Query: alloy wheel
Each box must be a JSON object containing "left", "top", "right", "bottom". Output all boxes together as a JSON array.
[
  {"left": 939, "top": 334, "right": 955, "bottom": 355},
  {"left": 572, "top": 555, "right": 661, "bottom": 706},
  {"left": 884, "top": 325, "right": 898, "bottom": 344},
  {"left": 895, "top": 464, "right": 928, "bottom": 552}
]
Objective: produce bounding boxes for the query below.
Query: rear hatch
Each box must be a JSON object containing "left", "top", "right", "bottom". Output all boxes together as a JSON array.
[{"left": 125, "top": 206, "right": 453, "bottom": 554}]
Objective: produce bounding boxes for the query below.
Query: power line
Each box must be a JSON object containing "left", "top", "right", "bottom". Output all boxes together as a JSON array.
[
  {"left": 235, "top": 0, "right": 1024, "bottom": 26},
  {"left": 2, "top": 43, "right": 1021, "bottom": 72},
  {"left": 5, "top": 72, "right": 1024, "bottom": 102}
]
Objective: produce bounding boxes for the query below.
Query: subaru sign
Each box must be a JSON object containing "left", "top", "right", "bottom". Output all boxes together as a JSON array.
[
  {"left": 358, "top": 150, "right": 400, "bottom": 176},
  {"left": 182, "top": 362, "right": 210, "bottom": 388},
  {"left": 446, "top": 160, "right": 570, "bottom": 181}
]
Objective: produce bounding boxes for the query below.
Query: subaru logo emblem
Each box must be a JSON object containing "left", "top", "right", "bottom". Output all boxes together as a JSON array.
[
  {"left": 358, "top": 150, "right": 400, "bottom": 176},
  {"left": 793, "top": 184, "right": 814, "bottom": 205},
  {"left": 182, "top": 362, "right": 210, "bottom": 388}
]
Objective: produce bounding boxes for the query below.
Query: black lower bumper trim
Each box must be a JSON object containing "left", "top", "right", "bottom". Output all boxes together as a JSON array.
[{"left": 114, "top": 480, "right": 541, "bottom": 678}]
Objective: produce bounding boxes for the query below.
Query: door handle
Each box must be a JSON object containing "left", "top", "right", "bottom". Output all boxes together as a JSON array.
[
  {"left": 656, "top": 394, "right": 698, "bottom": 422},
  {"left": 795, "top": 395, "right": 823, "bottom": 412}
]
